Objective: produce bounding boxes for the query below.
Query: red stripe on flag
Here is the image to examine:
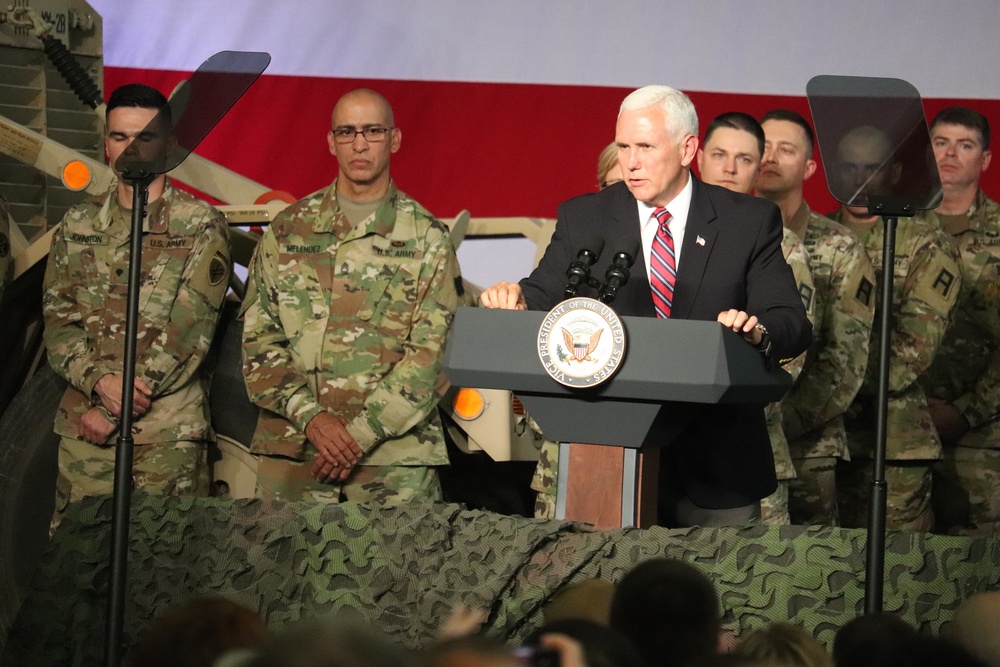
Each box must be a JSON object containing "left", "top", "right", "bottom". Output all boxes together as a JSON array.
[{"left": 106, "top": 67, "right": 1000, "bottom": 219}]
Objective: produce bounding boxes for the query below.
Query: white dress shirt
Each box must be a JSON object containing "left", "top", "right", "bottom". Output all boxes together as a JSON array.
[{"left": 637, "top": 173, "right": 693, "bottom": 290}]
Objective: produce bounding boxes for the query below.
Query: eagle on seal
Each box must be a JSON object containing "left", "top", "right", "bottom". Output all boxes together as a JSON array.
[{"left": 562, "top": 327, "right": 603, "bottom": 362}]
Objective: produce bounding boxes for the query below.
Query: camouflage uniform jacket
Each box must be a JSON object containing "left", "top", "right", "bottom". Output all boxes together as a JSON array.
[
  {"left": 42, "top": 181, "right": 231, "bottom": 444},
  {"left": 783, "top": 203, "right": 876, "bottom": 459},
  {"left": 0, "top": 193, "right": 11, "bottom": 303},
  {"left": 835, "top": 210, "right": 962, "bottom": 460},
  {"left": 240, "top": 180, "right": 461, "bottom": 466},
  {"left": 922, "top": 191, "right": 1000, "bottom": 449},
  {"left": 767, "top": 228, "right": 815, "bottom": 480}
]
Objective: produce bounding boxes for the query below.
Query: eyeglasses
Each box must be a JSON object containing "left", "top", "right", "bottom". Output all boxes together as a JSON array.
[{"left": 331, "top": 126, "right": 394, "bottom": 144}]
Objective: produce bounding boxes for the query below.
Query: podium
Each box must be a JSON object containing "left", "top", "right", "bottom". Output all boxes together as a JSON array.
[{"left": 443, "top": 306, "right": 792, "bottom": 528}]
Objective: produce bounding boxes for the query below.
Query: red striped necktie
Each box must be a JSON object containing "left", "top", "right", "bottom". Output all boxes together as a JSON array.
[{"left": 649, "top": 207, "right": 676, "bottom": 318}]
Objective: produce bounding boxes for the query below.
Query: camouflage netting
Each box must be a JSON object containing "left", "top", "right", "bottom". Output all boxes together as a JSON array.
[{"left": 3, "top": 494, "right": 999, "bottom": 665}]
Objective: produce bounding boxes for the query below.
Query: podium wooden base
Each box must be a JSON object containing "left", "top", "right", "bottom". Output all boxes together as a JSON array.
[{"left": 557, "top": 443, "right": 659, "bottom": 529}]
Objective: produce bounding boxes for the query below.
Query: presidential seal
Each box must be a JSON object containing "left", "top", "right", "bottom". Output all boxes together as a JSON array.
[{"left": 537, "top": 297, "right": 627, "bottom": 387}]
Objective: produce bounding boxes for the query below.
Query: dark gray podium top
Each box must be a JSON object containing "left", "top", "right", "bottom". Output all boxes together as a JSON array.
[
  {"left": 443, "top": 307, "right": 792, "bottom": 447},
  {"left": 444, "top": 306, "right": 791, "bottom": 404}
]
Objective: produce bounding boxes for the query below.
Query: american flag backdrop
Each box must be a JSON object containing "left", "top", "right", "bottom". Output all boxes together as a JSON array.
[{"left": 93, "top": 0, "right": 1000, "bottom": 282}]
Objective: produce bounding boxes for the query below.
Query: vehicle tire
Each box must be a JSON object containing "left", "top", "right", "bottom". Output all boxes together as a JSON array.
[{"left": 0, "top": 364, "right": 65, "bottom": 646}]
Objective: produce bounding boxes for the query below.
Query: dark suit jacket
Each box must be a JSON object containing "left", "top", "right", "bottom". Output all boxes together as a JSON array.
[{"left": 520, "top": 177, "right": 811, "bottom": 508}]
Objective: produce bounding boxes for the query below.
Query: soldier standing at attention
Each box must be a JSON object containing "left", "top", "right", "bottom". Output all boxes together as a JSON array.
[
  {"left": 921, "top": 107, "right": 1000, "bottom": 536},
  {"left": 241, "top": 88, "right": 461, "bottom": 504},
  {"left": 830, "top": 126, "right": 961, "bottom": 532},
  {"left": 756, "top": 110, "right": 876, "bottom": 526},
  {"left": 42, "top": 83, "right": 231, "bottom": 520}
]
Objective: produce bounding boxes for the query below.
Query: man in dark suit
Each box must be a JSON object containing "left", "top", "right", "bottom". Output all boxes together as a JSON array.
[{"left": 481, "top": 85, "right": 811, "bottom": 526}]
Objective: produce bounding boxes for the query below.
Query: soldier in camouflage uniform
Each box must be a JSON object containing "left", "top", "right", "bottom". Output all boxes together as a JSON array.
[
  {"left": 693, "top": 112, "right": 814, "bottom": 525},
  {"left": 921, "top": 107, "right": 1000, "bottom": 537},
  {"left": 0, "top": 192, "right": 11, "bottom": 302},
  {"left": 241, "top": 89, "right": 461, "bottom": 505},
  {"left": 761, "top": 235, "right": 812, "bottom": 525},
  {"left": 530, "top": 439, "right": 558, "bottom": 519},
  {"left": 830, "top": 126, "right": 962, "bottom": 532},
  {"left": 42, "top": 84, "right": 231, "bottom": 520},
  {"left": 757, "top": 110, "right": 876, "bottom": 527}
]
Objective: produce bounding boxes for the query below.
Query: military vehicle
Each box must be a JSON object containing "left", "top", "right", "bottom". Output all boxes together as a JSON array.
[{"left": 0, "top": 0, "right": 557, "bottom": 643}]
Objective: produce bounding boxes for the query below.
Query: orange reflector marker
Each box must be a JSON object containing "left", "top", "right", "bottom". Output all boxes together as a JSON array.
[
  {"left": 254, "top": 190, "right": 297, "bottom": 205},
  {"left": 62, "top": 160, "right": 92, "bottom": 191},
  {"left": 452, "top": 388, "right": 485, "bottom": 420}
]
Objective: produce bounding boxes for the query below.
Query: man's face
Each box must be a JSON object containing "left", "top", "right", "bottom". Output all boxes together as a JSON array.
[
  {"left": 932, "top": 122, "right": 991, "bottom": 190},
  {"left": 105, "top": 106, "right": 173, "bottom": 176},
  {"left": 615, "top": 106, "right": 697, "bottom": 207},
  {"left": 757, "top": 119, "right": 816, "bottom": 197},
  {"left": 836, "top": 133, "right": 897, "bottom": 199},
  {"left": 328, "top": 93, "right": 400, "bottom": 188},
  {"left": 696, "top": 127, "right": 761, "bottom": 195},
  {"left": 835, "top": 129, "right": 901, "bottom": 218}
]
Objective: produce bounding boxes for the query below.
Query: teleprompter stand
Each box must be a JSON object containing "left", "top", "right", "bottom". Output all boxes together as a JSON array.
[
  {"left": 105, "top": 51, "right": 269, "bottom": 667},
  {"left": 443, "top": 307, "right": 792, "bottom": 528},
  {"left": 807, "top": 75, "right": 943, "bottom": 614}
]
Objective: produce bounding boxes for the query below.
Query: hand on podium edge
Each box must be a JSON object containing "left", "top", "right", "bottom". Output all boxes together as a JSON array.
[
  {"left": 479, "top": 281, "right": 527, "bottom": 310},
  {"left": 716, "top": 309, "right": 763, "bottom": 346}
]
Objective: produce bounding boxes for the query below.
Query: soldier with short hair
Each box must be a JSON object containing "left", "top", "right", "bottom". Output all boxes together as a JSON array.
[
  {"left": 241, "top": 88, "right": 461, "bottom": 504},
  {"left": 42, "top": 83, "right": 231, "bottom": 520},
  {"left": 830, "top": 125, "right": 962, "bottom": 532},
  {"left": 757, "top": 109, "right": 876, "bottom": 526},
  {"left": 921, "top": 106, "right": 1000, "bottom": 537}
]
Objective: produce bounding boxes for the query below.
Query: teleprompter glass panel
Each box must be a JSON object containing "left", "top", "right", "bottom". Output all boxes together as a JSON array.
[
  {"left": 115, "top": 51, "right": 270, "bottom": 179},
  {"left": 807, "top": 75, "right": 942, "bottom": 213}
]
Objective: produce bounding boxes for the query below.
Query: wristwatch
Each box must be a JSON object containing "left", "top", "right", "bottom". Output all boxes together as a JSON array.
[{"left": 753, "top": 322, "right": 772, "bottom": 358}]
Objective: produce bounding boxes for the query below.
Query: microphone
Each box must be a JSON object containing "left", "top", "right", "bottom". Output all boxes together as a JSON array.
[
  {"left": 598, "top": 237, "right": 641, "bottom": 304},
  {"left": 563, "top": 237, "right": 605, "bottom": 298}
]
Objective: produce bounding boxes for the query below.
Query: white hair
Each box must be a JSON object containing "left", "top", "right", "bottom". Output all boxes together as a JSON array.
[{"left": 619, "top": 85, "right": 699, "bottom": 144}]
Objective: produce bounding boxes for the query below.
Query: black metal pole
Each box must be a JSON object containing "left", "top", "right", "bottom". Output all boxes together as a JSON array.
[
  {"left": 864, "top": 214, "right": 897, "bottom": 614},
  {"left": 104, "top": 173, "right": 151, "bottom": 667},
  {"left": 93, "top": 51, "right": 270, "bottom": 665}
]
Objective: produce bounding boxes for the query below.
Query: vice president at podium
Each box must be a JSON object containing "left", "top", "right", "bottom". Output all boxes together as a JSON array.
[{"left": 480, "top": 85, "right": 811, "bottom": 527}]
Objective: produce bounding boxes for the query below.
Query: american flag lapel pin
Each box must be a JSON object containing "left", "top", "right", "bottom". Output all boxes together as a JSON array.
[{"left": 696, "top": 235, "right": 706, "bottom": 246}]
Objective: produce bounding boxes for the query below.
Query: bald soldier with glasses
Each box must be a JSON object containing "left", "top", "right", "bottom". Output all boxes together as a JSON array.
[{"left": 241, "top": 88, "right": 462, "bottom": 505}]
